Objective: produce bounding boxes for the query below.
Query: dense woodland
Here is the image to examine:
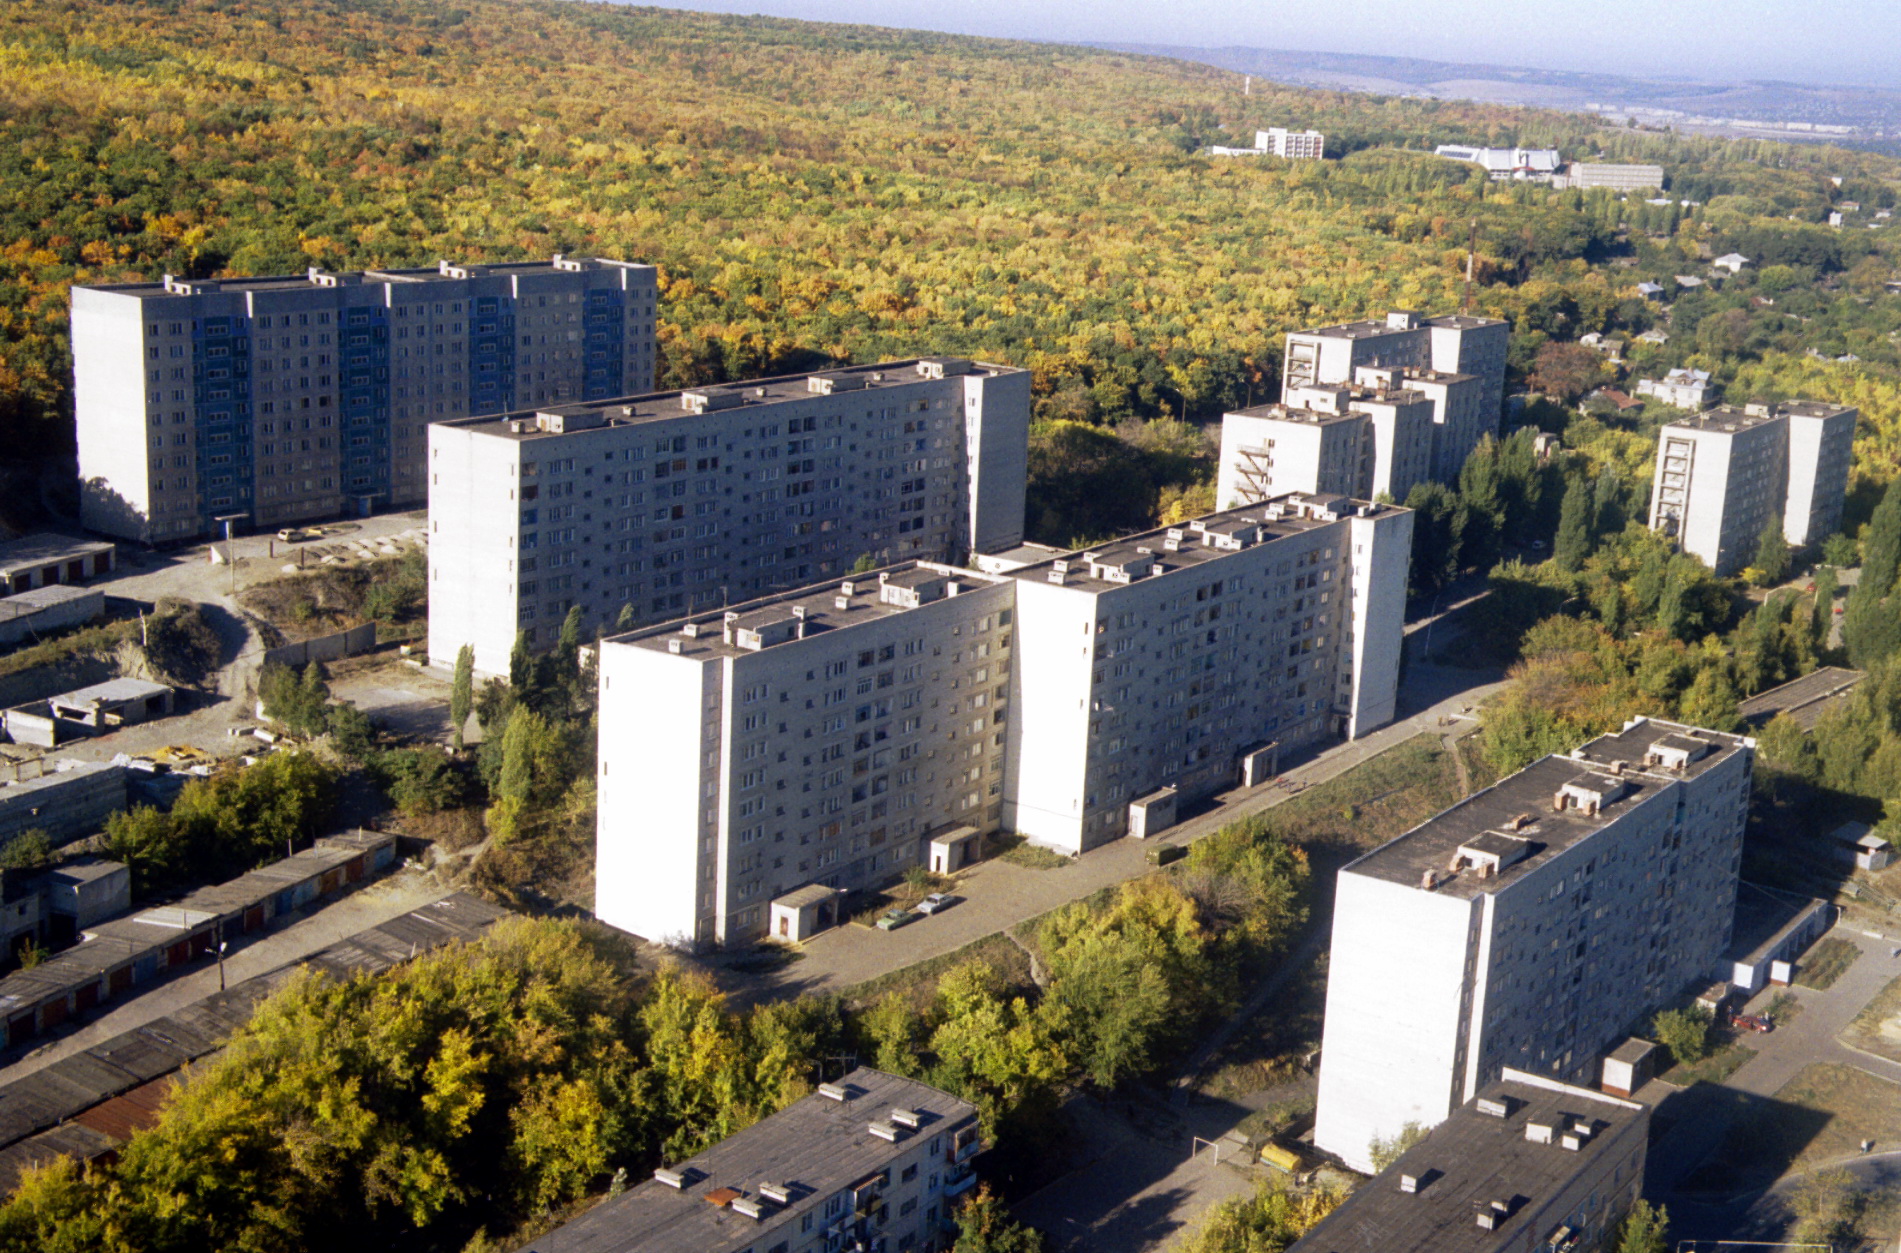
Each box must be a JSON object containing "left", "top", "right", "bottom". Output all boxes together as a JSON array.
[
  {"left": 8, "top": 1, "right": 1901, "bottom": 1250},
  {"left": 6, "top": 0, "right": 1901, "bottom": 543}
]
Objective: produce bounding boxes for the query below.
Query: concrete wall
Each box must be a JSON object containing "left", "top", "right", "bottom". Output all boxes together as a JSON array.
[
  {"left": 0, "top": 588, "right": 105, "bottom": 647},
  {"left": 1315, "top": 874, "right": 1479, "bottom": 1172},
  {"left": 965, "top": 369, "right": 1030, "bottom": 555},
  {"left": 1784, "top": 407, "right": 1856, "bottom": 548},
  {"left": 0, "top": 764, "right": 128, "bottom": 847},
  {"left": 1002, "top": 577, "right": 1098, "bottom": 854},
  {"left": 1344, "top": 509, "right": 1413, "bottom": 737},
  {"left": 73, "top": 288, "right": 159, "bottom": 543},
  {"left": 262, "top": 622, "right": 378, "bottom": 669}
]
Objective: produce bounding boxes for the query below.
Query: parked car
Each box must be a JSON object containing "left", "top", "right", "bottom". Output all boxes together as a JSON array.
[
  {"left": 875, "top": 909, "right": 918, "bottom": 931},
  {"left": 1147, "top": 843, "right": 1186, "bottom": 866},
  {"left": 917, "top": 893, "right": 959, "bottom": 915},
  {"left": 1733, "top": 1014, "right": 1774, "bottom": 1034},
  {"left": 276, "top": 527, "right": 321, "bottom": 542}
]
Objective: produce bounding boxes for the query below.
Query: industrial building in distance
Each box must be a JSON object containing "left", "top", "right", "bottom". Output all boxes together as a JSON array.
[
  {"left": 524, "top": 1068, "right": 980, "bottom": 1253},
  {"left": 428, "top": 357, "right": 1030, "bottom": 676},
  {"left": 1292, "top": 1070, "right": 1649, "bottom": 1253},
  {"left": 596, "top": 493, "right": 1411, "bottom": 948},
  {"left": 1315, "top": 717, "right": 1752, "bottom": 1172},
  {"left": 71, "top": 256, "right": 658, "bottom": 543},
  {"left": 1647, "top": 399, "right": 1857, "bottom": 575}
]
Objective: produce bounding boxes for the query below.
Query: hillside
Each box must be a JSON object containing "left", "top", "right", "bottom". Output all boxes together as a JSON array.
[{"left": 3, "top": 0, "right": 1901, "bottom": 535}]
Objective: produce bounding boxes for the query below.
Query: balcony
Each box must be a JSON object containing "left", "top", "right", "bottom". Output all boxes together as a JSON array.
[{"left": 943, "top": 1165, "right": 978, "bottom": 1198}]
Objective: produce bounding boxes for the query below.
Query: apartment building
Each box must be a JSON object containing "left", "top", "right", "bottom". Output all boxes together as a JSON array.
[
  {"left": 1259, "top": 127, "right": 1325, "bottom": 159},
  {"left": 596, "top": 563, "right": 1015, "bottom": 947},
  {"left": 73, "top": 257, "right": 658, "bottom": 543},
  {"left": 1647, "top": 400, "right": 1855, "bottom": 574},
  {"left": 1782, "top": 400, "right": 1858, "bottom": 548},
  {"left": 1314, "top": 717, "right": 1752, "bottom": 1172},
  {"left": 1004, "top": 495, "right": 1412, "bottom": 856},
  {"left": 1281, "top": 310, "right": 1508, "bottom": 437},
  {"left": 1292, "top": 1070, "right": 1647, "bottom": 1253},
  {"left": 525, "top": 1068, "right": 981, "bottom": 1253},
  {"left": 1216, "top": 382, "right": 1433, "bottom": 509},
  {"left": 428, "top": 358, "right": 1030, "bottom": 676}
]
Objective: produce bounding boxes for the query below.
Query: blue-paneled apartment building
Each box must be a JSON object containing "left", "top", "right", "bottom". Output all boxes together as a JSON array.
[{"left": 72, "top": 257, "right": 657, "bottom": 542}]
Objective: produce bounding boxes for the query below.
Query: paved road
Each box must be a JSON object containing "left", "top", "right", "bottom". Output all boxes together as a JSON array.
[
  {"left": 0, "top": 864, "right": 452, "bottom": 1084},
  {"left": 1651, "top": 927, "right": 1901, "bottom": 1207},
  {"left": 730, "top": 662, "right": 1507, "bottom": 1006}
]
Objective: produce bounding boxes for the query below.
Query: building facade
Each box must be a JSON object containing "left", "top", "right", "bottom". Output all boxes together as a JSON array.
[
  {"left": 1563, "top": 163, "right": 1665, "bottom": 192},
  {"left": 1648, "top": 400, "right": 1856, "bottom": 574},
  {"left": 74, "top": 257, "right": 657, "bottom": 543},
  {"left": 1003, "top": 496, "right": 1412, "bottom": 856},
  {"left": 525, "top": 1069, "right": 980, "bottom": 1253},
  {"left": 1292, "top": 1070, "right": 1648, "bottom": 1253},
  {"left": 1216, "top": 382, "right": 1433, "bottom": 509},
  {"left": 1432, "top": 146, "right": 1563, "bottom": 181},
  {"left": 1280, "top": 310, "right": 1508, "bottom": 442},
  {"left": 1314, "top": 718, "right": 1751, "bottom": 1172},
  {"left": 429, "top": 358, "right": 1031, "bottom": 676},
  {"left": 596, "top": 563, "right": 1014, "bottom": 947},
  {"left": 1259, "top": 127, "right": 1325, "bottom": 159}
]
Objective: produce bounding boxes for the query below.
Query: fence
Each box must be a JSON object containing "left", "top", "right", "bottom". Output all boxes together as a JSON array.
[{"left": 262, "top": 622, "right": 377, "bottom": 669}]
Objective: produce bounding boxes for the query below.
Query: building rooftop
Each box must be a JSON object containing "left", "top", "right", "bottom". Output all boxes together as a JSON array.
[
  {"left": 1779, "top": 399, "right": 1856, "bottom": 420},
  {"left": 81, "top": 256, "right": 650, "bottom": 299},
  {"left": 1009, "top": 496, "right": 1388, "bottom": 596},
  {"left": 436, "top": 357, "right": 1019, "bottom": 443},
  {"left": 0, "top": 762, "right": 122, "bottom": 801},
  {"left": 46, "top": 679, "right": 171, "bottom": 709},
  {"left": 0, "top": 534, "right": 114, "bottom": 577},
  {"left": 1226, "top": 402, "right": 1365, "bottom": 426},
  {"left": 1725, "top": 882, "right": 1830, "bottom": 967},
  {"left": 607, "top": 562, "right": 1008, "bottom": 661},
  {"left": 1291, "top": 1070, "right": 1646, "bottom": 1253},
  {"left": 0, "top": 585, "right": 101, "bottom": 624},
  {"left": 1348, "top": 719, "right": 1748, "bottom": 899},
  {"left": 522, "top": 1068, "right": 977, "bottom": 1253},
  {"left": 1661, "top": 405, "right": 1784, "bottom": 435},
  {"left": 1738, "top": 666, "right": 1864, "bottom": 730}
]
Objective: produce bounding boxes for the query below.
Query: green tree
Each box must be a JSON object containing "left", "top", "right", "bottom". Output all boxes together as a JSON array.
[
  {"left": 1177, "top": 1182, "right": 1346, "bottom": 1253},
  {"left": 257, "top": 660, "right": 332, "bottom": 737},
  {"left": 1811, "top": 564, "right": 1839, "bottom": 648},
  {"left": 1615, "top": 1199, "right": 1670, "bottom": 1253},
  {"left": 1553, "top": 475, "right": 1594, "bottom": 572},
  {"left": 614, "top": 603, "right": 636, "bottom": 630},
  {"left": 1368, "top": 1122, "right": 1427, "bottom": 1172},
  {"left": 0, "top": 830, "right": 55, "bottom": 872},
  {"left": 1650, "top": 1006, "right": 1712, "bottom": 1066},
  {"left": 1677, "top": 666, "right": 1740, "bottom": 731},
  {"left": 451, "top": 644, "right": 475, "bottom": 753},
  {"left": 1752, "top": 516, "right": 1789, "bottom": 587},
  {"left": 953, "top": 1185, "right": 1045, "bottom": 1253}
]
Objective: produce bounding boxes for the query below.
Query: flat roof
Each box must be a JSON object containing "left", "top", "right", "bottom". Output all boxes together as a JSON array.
[
  {"left": 436, "top": 357, "right": 1021, "bottom": 442},
  {"left": 1292, "top": 1072, "right": 1646, "bottom": 1253},
  {"left": 0, "top": 534, "right": 114, "bottom": 576},
  {"left": 1006, "top": 496, "right": 1389, "bottom": 596},
  {"left": 523, "top": 1068, "right": 977, "bottom": 1253},
  {"left": 1662, "top": 405, "right": 1786, "bottom": 435},
  {"left": 0, "top": 762, "right": 124, "bottom": 803},
  {"left": 47, "top": 678, "right": 171, "bottom": 707},
  {"left": 0, "top": 585, "right": 101, "bottom": 623},
  {"left": 1726, "top": 883, "right": 1831, "bottom": 966},
  {"left": 607, "top": 561, "right": 1007, "bottom": 661},
  {"left": 1348, "top": 719, "right": 1748, "bottom": 899},
  {"left": 1226, "top": 402, "right": 1363, "bottom": 426},
  {"left": 80, "top": 256, "right": 650, "bottom": 298}
]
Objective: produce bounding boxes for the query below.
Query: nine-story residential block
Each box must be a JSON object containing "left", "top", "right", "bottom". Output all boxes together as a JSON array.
[
  {"left": 428, "top": 358, "right": 1030, "bottom": 676},
  {"left": 1648, "top": 400, "right": 1856, "bottom": 575},
  {"left": 597, "top": 563, "right": 1014, "bottom": 948},
  {"left": 1216, "top": 382, "right": 1435, "bottom": 510},
  {"left": 73, "top": 257, "right": 657, "bottom": 543},
  {"left": 1003, "top": 495, "right": 1412, "bottom": 856},
  {"left": 1315, "top": 717, "right": 1752, "bottom": 1173}
]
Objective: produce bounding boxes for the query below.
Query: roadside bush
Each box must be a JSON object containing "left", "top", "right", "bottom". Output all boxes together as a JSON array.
[
  {"left": 373, "top": 746, "right": 473, "bottom": 818},
  {"left": 142, "top": 597, "right": 221, "bottom": 686}
]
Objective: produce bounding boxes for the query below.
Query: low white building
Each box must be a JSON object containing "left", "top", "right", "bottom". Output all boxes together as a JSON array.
[
  {"left": 1635, "top": 367, "right": 1713, "bottom": 410},
  {"left": 1258, "top": 127, "right": 1325, "bottom": 159},
  {"left": 1563, "top": 163, "right": 1665, "bottom": 192},
  {"left": 1315, "top": 718, "right": 1752, "bottom": 1172},
  {"left": 429, "top": 357, "right": 1031, "bottom": 676},
  {"left": 1433, "top": 145, "right": 1563, "bottom": 181}
]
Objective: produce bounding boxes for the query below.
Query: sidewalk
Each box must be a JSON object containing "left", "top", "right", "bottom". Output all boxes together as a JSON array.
[{"left": 736, "top": 664, "right": 1508, "bottom": 1005}]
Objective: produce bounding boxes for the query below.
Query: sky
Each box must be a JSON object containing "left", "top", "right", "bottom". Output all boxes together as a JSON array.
[{"left": 641, "top": 0, "right": 1901, "bottom": 90}]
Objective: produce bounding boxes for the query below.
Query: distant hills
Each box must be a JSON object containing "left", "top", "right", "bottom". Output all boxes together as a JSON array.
[{"left": 1090, "top": 43, "right": 1901, "bottom": 150}]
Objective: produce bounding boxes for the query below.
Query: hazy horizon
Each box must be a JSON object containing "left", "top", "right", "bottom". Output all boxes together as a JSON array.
[{"left": 631, "top": 0, "right": 1901, "bottom": 94}]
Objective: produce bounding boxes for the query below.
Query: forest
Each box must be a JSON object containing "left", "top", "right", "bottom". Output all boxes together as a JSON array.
[{"left": 5, "top": 0, "right": 1901, "bottom": 546}]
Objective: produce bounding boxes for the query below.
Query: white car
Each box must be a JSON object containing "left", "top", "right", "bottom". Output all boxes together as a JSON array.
[{"left": 917, "top": 893, "right": 959, "bottom": 916}]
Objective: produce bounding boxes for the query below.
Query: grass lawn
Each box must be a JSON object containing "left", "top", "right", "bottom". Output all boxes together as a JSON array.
[
  {"left": 1660, "top": 1040, "right": 1757, "bottom": 1088},
  {"left": 1200, "top": 949, "right": 1330, "bottom": 1100},
  {"left": 1680, "top": 1063, "right": 1901, "bottom": 1194},
  {"left": 988, "top": 834, "right": 1071, "bottom": 870},
  {"left": 1265, "top": 733, "right": 1473, "bottom": 856},
  {"left": 1794, "top": 937, "right": 1861, "bottom": 991},
  {"left": 1842, "top": 970, "right": 1901, "bottom": 1065}
]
